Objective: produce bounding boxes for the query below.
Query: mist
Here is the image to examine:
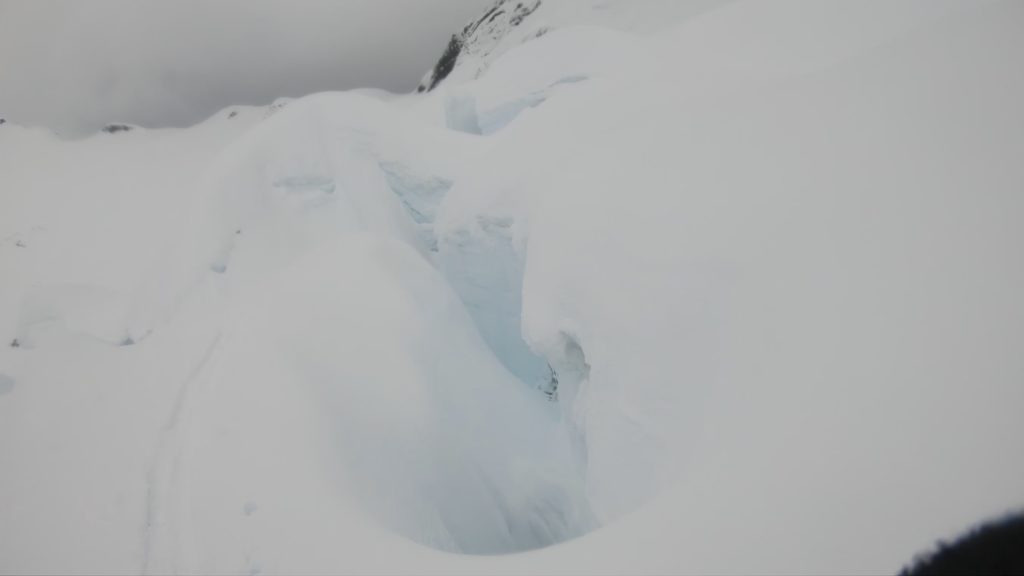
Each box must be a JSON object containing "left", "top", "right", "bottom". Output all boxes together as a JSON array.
[{"left": 0, "top": 0, "right": 490, "bottom": 135}]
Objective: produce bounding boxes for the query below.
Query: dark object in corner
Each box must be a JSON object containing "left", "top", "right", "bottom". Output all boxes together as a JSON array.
[
  {"left": 101, "top": 124, "right": 133, "bottom": 134},
  {"left": 899, "top": 512, "right": 1024, "bottom": 575}
]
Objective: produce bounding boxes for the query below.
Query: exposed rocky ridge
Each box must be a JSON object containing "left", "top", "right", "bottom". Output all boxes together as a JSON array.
[{"left": 418, "top": 0, "right": 543, "bottom": 92}]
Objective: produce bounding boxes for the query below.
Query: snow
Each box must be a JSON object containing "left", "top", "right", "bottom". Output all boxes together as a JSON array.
[{"left": 2, "top": 0, "right": 1024, "bottom": 573}]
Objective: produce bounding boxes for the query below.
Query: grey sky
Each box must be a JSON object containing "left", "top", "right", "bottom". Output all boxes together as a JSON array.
[{"left": 0, "top": 0, "right": 490, "bottom": 135}]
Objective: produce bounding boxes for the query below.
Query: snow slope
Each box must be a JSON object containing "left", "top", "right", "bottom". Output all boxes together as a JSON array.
[{"left": 2, "top": 1, "right": 1023, "bottom": 574}]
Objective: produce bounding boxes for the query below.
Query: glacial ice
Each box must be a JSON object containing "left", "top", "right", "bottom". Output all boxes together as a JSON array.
[{"left": 1, "top": 1, "right": 1023, "bottom": 574}]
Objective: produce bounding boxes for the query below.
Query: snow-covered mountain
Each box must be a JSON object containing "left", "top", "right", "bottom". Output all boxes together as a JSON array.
[
  {"left": 2, "top": 1, "right": 1023, "bottom": 573},
  {"left": 418, "top": 0, "right": 727, "bottom": 91}
]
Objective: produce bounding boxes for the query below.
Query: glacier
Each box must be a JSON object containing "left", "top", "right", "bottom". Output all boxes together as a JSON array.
[{"left": 2, "top": 1, "right": 1024, "bottom": 574}]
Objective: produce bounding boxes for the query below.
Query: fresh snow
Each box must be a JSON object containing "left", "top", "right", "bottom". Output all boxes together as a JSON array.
[{"left": 2, "top": 1, "right": 1023, "bottom": 574}]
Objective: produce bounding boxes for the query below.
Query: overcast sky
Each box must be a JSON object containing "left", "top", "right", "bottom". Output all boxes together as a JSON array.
[{"left": 0, "top": 0, "right": 490, "bottom": 135}]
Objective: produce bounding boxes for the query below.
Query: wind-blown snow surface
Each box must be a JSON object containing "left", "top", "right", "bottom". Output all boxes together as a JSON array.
[{"left": 2, "top": 1, "right": 1024, "bottom": 573}]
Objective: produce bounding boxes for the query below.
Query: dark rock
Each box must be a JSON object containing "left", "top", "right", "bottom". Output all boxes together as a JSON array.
[
  {"left": 101, "top": 124, "right": 133, "bottom": 134},
  {"left": 510, "top": 0, "right": 540, "bottom": 26},
  {"left": 544, "top": 364, "right": 558, "bottom": 400},
  {"left": 900, "top": 512, "right": 1024, "bottom": 576},
  {"left": 474, "top": 4, "right": 502, "bottom": 30},
  {"left": 426, "top": 35, "right": 463, "bottom": 92},
  {"left": 420, "top": 0, "right": 543, "bottom": 93}
]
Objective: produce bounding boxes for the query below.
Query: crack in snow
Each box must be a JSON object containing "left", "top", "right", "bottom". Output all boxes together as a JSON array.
[{"left": 141, "top": 332, "right": 222, "bottom": 575}]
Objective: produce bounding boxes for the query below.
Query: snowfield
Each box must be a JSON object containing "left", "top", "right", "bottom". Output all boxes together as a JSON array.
[{"left": 2, "top": 1, "right": 1023, "bottom": 573}]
